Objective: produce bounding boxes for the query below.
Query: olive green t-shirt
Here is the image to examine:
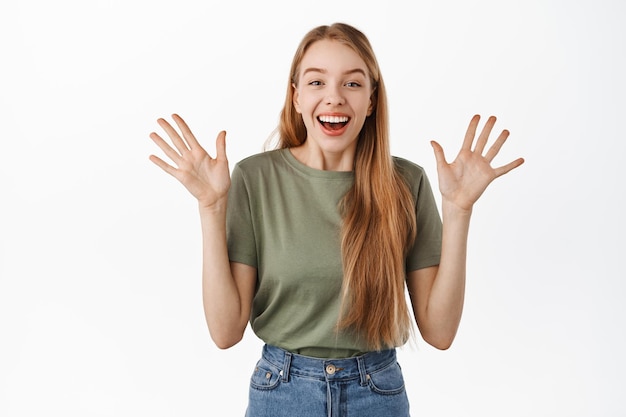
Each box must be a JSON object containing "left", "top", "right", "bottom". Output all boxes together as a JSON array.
[{"left": 226, "top": 148, "right": 442, "bottom": 358}]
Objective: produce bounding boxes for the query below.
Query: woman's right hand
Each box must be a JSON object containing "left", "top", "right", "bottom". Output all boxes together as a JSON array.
[{"left": 149, "top": 114, "right": 230, "bottom": 210}]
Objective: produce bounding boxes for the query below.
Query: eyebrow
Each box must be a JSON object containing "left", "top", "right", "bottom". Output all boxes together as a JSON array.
[{"left": 302, "top": 67, "right": 367, "bottom": 77}]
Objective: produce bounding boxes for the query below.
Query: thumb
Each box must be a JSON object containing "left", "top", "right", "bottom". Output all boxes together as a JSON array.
[
  {"left": 430, "top": 140, "right": 447, "bottom": 168},
  {"left": 215, "top": 130, "right": 228, "bottom": 161}
]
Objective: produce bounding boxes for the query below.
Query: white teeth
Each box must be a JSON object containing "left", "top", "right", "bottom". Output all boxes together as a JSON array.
[{"left": 318, "top": 115, "right": 349, "bottom": 123}]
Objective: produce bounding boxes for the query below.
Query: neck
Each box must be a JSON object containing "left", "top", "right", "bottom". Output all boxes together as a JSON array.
[{"left": 289, "top": 142, "right": 356, "bottom": 172}]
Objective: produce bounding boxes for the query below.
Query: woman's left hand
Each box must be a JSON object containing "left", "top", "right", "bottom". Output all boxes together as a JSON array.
[{"left": 431, "top": 114, "right": 525, "bottom": 212}]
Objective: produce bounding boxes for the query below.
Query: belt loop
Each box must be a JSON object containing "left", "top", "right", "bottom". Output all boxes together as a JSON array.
[
  {"left": 281, "top": 351, "right": 292, "bottom": 383},
  {"left": 357, "top": 354, "right": 368, "bottom": 386}
]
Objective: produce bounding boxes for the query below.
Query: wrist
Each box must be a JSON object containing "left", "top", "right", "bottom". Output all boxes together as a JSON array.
[
  {"left": 441, "top": 198, "right": 473, "bottom": 218},
  {"left": 198, "top": 198, "right": 228, "bottom": 216}
]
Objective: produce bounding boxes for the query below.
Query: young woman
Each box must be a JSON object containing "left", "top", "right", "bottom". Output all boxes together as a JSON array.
[{"left": 149, "top": 22, "right": 523, "bottom": 417}]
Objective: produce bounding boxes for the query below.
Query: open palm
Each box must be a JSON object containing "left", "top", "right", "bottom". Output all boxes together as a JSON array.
[
  {"left": 431, "top": 115, "right": 524, "bottom": 211},
  {"left": 149, "top": 114, "right": 231, "bottom": 209}
]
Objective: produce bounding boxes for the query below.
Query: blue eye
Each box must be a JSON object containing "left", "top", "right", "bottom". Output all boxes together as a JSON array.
[
  {"left": 346, "top": 82, "right": 361, "bottom": 88},
  {"left": 308, "top": 80, "right": 322, "bottom": 86}
]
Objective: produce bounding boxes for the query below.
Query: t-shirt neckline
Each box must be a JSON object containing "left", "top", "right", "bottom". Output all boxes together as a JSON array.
[{"left": 280, "top": 148, "right": 355, "bottom": 180}]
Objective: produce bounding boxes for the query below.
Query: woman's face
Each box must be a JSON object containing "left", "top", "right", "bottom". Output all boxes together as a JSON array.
[{"left": 293, "top": 39, "right": 374, "bottom": 160}]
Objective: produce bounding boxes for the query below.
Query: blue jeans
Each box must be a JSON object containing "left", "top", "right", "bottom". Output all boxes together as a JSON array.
[{"left": 245, "top": 344, "right": 410, "bottom": 417}]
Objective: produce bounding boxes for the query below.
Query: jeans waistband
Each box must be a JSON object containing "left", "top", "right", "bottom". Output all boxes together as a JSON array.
[{"left": 261, "top": 344, "right": 397, "bottom": 386}]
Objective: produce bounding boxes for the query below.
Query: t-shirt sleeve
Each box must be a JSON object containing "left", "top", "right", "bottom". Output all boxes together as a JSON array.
[
  {"left": 226, "top": 163, "right": 258, "bottom": 268},
  {"left": 405, "top": 167, "right": 442, "bottom": 272}
]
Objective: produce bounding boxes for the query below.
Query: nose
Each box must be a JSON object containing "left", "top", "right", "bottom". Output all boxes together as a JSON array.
[{"left": 325, "top": 85, "right": 345, "bottom": 106}]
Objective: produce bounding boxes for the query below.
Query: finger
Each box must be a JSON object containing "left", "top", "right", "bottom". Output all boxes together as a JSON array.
[
  {"left": 172, "top": 113, "right": 203, "bottom": 151},
  {"left": 149, "top": 132, "right": 183, "bottom": 164},
  {"left": 494, "top": 157, "right": 525, "bottom": 178},
  {"left": 157, "top": 117, "right": 190, "bottom": 155},
  {"left": 430, "top": 140, "right": 448, "bottom": 168},
  {"left": 148, "top": 154, "right": 178, "bottom": 177},
  {"left": 461, "top": 114, "right": 481, "bottom": 151},
  {"left": 473, "top": 115, "right": 497, "bottom": 155},
  {"left": 215, "top": 130, "right": 228, "bottom": 161},
  {"left": 484, "top": 129, "right": 510, "bottom": 162}
]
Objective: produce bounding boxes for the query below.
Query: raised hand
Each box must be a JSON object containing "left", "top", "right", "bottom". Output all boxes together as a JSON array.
[
  {"left": 430, "top": 114, "right": 524, "bottom": 211},
  {"left": 149, "top": 114, "right": 231, "bottom": 210}
]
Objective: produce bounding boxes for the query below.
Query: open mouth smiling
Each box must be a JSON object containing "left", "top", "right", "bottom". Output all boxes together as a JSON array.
[{"left": 318, "top": 115, "right": 350, "bottom": 131}]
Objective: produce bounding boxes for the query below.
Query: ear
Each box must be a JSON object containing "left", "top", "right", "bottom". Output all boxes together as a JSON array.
[
  {"left": 366, "top": 94, "right": 375, "bottom": 116},
  {"left": 292, "top": 83, "right": 302, "bottom": 114},
  {"left": 366, "top": 84, "right": 377, "bottom": 116}
]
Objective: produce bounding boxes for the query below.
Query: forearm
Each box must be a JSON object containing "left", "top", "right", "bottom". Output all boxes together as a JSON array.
[
  {"left": 199, "top": 202, "right": 247, "bottom": 348},
  {"left": 422, "top": 201, "right": 472, "bottom": 347}
]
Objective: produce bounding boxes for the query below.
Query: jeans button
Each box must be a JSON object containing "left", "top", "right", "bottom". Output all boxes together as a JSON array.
[{"left": 325, "top": 364, "right": 336, "bottom": 375}]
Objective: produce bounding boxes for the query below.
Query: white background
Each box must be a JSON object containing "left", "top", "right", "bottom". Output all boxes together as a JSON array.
[{"left": 1, "top": 0, "right": 625, "bottom": 416}]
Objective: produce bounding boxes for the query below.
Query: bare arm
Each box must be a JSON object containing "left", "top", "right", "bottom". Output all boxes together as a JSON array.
[
  {"left": 149, "top": 114, "right": 255, "bottom": 348},
  {"left": 198, "top": 204, "right": 256, "bottom": 349},
  {"left": 407, "top": 115, "right": 524, "bottom": 350},
  {"left": 406, "top": 203, "right": 470, "bottom": 350}
]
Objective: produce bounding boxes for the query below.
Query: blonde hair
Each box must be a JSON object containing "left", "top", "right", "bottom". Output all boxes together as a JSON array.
[{"left": 274, "top": 23, "right": 417, "bottom": 350}]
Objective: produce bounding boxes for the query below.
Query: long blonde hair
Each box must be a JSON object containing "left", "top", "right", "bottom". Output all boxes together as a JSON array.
[{"left": 275, "top": 23, "right": 417, "bottom": 350}]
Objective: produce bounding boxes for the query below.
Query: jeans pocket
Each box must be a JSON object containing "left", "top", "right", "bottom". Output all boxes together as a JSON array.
[
  {"left": 249, "top": 358, "right": 282, "bottom": 391},
  {"left": 367, "top": 362, "right": 406, "bottom": 396}
]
